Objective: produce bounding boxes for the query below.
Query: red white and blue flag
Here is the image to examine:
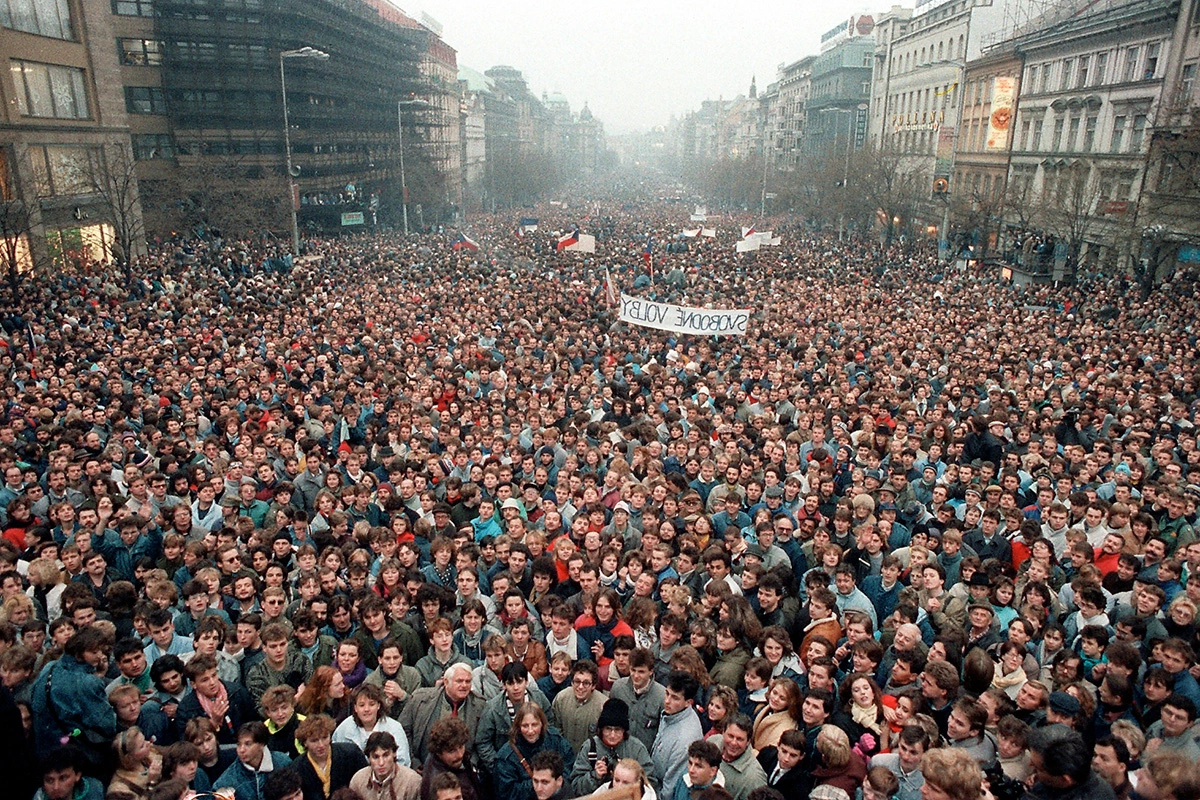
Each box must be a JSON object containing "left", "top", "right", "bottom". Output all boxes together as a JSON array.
[
  {"left": 451, "top": 232, "right": 479, "bottom": 251},
  {"left": 556, "top": 229, "right": 580, "bottom": 252},
  {"left": 643, "top": 236, "right": 653, "bottom": 268}
]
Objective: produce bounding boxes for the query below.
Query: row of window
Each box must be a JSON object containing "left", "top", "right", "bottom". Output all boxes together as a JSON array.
[
  {"left": 1010, "top": 166, "right": 1137, "bottom": 204},
  {"left": 130, "top": 136, "right": 288, "bottom": 160},
  {"left": 1017, "top": 110, "right": 1148, "bottom": 154},
  {"left": 952, "top": 170, "right": 1002, "bottom": 200},
  {"left": 125, "top": 86, "right": 278, "bottom": 115},
  {"left": 890, "top": 33, "right": 967, "bottom": 76},
  {"left": 0, "top": 0, "right": 70, "bottom": 40},
  {"left": 887, "top": 84, "right": 957, "bottom": 121},
  {"left": 113, "top": 0, "right": 263, "bottom": 19},
  {"left": 1025, "top": 42, "right": 1163, "bottom": 95},
  {"left": 172, "top": 40, "right": 270, "bottom": 66}
]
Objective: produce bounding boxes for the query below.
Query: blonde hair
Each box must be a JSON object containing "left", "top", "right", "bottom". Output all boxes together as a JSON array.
[
  {"left": 26, "top": 558, "right": 63, "bottom": 587},
  {"left": 921, "top": 748, "right": 982, "bottom": 800},
  {"left": 816, "top": 724, "right": 851, "bottom": 769},
  {"left": 1110, "top": 719, "right": 1147, "bottom": 760}
]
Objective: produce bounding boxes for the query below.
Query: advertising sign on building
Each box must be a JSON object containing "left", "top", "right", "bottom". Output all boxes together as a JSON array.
[{"left": 985, "top": 76, "right": 1017, "bottom": 151}]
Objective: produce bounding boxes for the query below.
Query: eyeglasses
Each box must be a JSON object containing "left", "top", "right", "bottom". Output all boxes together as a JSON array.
[{"left": 573, "top": 677, "right": 594, "bottom": 687}]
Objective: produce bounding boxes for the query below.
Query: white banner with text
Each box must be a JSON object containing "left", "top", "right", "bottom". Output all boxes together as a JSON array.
[{"left": 618, "top": 293, "right": 750, "bottom": 336}]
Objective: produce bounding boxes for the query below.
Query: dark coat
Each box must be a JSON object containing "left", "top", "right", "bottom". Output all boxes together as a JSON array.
[
  {"left": 293, "top": 742, "right": 369, "bottom": 800},
  {"left": 176, "top": 682, "right": 257, "bottom": 744},
  {"left": 495, "top": 729, "right": 575, "bottom": 800},
  {"left": 420, "top": 754, "right": 486, "bottom": 800},
  {"left": 757, "top": 745, "right": 813, "bottom": 798}
]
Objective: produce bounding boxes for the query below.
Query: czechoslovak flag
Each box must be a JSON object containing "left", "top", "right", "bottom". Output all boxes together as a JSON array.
[
  {"left": 556, "top": 229, "right": 579, "bottom": 252},
  {"left": 452, "top": 232, "right": 478, "bottom": 251}
]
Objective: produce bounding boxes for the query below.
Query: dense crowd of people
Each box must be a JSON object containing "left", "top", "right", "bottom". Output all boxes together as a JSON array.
[{"left": 2, "top": 192, "right": 1200, "bottom": 800}]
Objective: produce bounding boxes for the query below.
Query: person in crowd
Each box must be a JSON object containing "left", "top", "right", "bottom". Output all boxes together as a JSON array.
[
  {"left": 495, "top": 702, "right": 574, "bottom": 800},
  {"left": 332, "top": 683, "right": 412, "bottom": 766},
  {"left": 400, "top": 663, "right": 481, "bottom": 766},
  {"left": 34, "top": 747, "right": 104, "bottom": 800},
  {"left": 418, "top": 717, "right": 483, "bottom": 800},
  {"left": 348, "top": 731, "right": 423, "bottom": 800},
  {"left": 567, "top": 698, "right": 655, "bottom": 795},
  {"left": 213, "top": 721, "right": 294, "bottom": 800},
  {"left": 291, "top": 713, "right": 368, "bottom": 800}
]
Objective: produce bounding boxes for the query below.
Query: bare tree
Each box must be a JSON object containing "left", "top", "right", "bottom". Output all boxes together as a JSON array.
[
  {"left": 1030, "top": 161, "right": 1101, "bottom": 278},
  {"left": 1132, "top": 116, "right": 1200, "bottom": 297},
  {"left": 852, "top": 144, "right": 927, "bottom": 246},
  {"left": 0, "top": 148, "right": 37, "bottom": 298},
  {"left": 141, "top": 155, "right": 288, "bottom": 242},
  {"left": 950, "top": 182, "right": 1006, "bottom": 260},
  {"left": 85, "top": 141, "right": 144, "bottom": 274}
]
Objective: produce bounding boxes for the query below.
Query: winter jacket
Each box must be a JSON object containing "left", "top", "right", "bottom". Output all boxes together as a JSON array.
[
  {"left": 363, "top": 664, "right": 423, "bottom": 719},
  {"left": 495, "top": 728, "right": 576, "bottom": 800},
  {"left": 718, "top": 745, "right": 768, "bottom": 800},
  {"left": 652, "top": 706, "right": 704, "bottom": 797},
  {"left": 608, "top": 677, "right": 665, "bottom": 751},
  {"left": 399, "top": 687, "right": 483, "bottom": 765},
  {"left": 293, "top": 743, "right": 368, "bottom": 800},
  {"left": 176, "top": 681, "right": 257, "bottom": 745},
  {"left": 30, "top": 655, "right": 119, "bottom": 761},
  {"left": 213, "top": 751, "right": 293, "bottom": 800},
  {"left": 245, "top": 651, "right": 314, "bottom": 706},
  {"left": 569, "top": 734, "right": 656, "bottom": 795},
  {"left": 474, "top": 685, "right": 552, "bottom": 771},
  {"left": 349, "top": 765, "right": 422, "bottom": 800}
]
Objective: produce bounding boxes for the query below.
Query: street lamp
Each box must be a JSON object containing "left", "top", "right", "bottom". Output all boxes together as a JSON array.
[
  {"left": 397, "top": 98, "right": 431, "bottom": 235},
  {"left": 279, "top": 46, "right": 329, "bottom": 256}
]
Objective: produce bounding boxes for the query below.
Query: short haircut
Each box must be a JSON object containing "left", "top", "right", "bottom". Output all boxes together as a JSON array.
[
  {"left": 364, "top": 731, "right": 398, "bottom": 756},
  {"left": 236, "top": 721, "right": 270, "bottom": 746},
  {"left": 295, "top": 713, "right": 337, "bottom": 743},
  {"left": 666, "top": 669, "right": 699, "bottom": 699},
  {"left": 530, "top": 750, "right": 563, "bottom": 779},
  {"left": 1027, "top": 725, "right": 1092, "bottom": 785},
  {"left": 687, "top": 739, "right": 722, "bottom": 766}
]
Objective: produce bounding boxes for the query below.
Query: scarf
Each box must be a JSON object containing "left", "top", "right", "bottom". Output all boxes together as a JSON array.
[
  {"left": 851, "top": 702, "right": 882, "bottom": 734},
  {"left": 197, "top": 681, "right": 230, "bottom": 729},
  {"left": 992, "top": 665, "right": 1027, "bottom": 691},
  {"left": 343, "top": 659, "right": 368, "bottom": 689},
  {"left": 307, "top": 752, "right": 332, "bottom": 798}
]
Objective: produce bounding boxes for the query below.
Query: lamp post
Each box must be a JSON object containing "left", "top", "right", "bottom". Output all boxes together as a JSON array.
[
  {"left": 397, "top": 98, "right": 431, "bottom": 235},
  {"left": 279, "top": 46, "right": 329, "bottom": 256},
  {"left": 829, "top": 104, "right": 869, "bottom": 241}
]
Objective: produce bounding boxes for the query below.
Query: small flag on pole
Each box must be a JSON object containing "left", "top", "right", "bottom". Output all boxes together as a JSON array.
[
  {"left": 604, "top": 268, "right": 618, "bottom": 307},
  {"left": 451, "top": 232, "right": 479, "bottom": 251}
]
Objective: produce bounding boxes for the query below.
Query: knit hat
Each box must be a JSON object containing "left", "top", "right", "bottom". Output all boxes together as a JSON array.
[{"left": 597, "top": 698, "right": 630, "bottom": 731}]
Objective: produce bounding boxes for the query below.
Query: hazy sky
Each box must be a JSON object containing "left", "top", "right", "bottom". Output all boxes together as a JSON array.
[{"left": 408, "top": 1, "right": 867, "bottom": 135}]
